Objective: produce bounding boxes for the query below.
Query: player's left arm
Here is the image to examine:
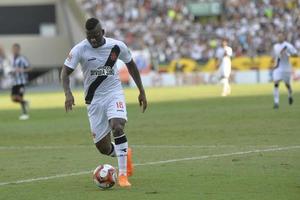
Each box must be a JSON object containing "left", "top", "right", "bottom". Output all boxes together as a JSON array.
[
  {"left": 126, "top": 59, "right": 147, "bottom": 113},
  {"left": 15, "top": 57, "right": 32, "bottom": 73},
  {"left": 215, "top": 49, "right": 220, "bottom": 69},
  {"left": 287, "top": 44, "right": 298, "bottom": 56}
]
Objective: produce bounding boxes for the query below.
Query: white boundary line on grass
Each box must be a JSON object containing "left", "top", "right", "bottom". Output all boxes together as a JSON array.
[
  {"left": 0, "top": 145, "right": 228, "bottom": 150},
  {"left": 0, "top": 144, "right": 280, "bottom": 150},
  {"left": 0, "top": 145, "right": 299, "bottom": 187}
]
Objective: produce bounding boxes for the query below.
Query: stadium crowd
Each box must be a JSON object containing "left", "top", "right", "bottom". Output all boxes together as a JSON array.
[{"left": 78, "top": 0, "right": 300, "bottom": 64}]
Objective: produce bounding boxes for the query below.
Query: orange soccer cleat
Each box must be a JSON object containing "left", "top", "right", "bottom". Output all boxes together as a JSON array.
[
  {"left": 118, "top": 174, "right": 131, "bottom": 187},
  {"left": 127, "top": 147, "right": 134, "bottom": 177}
]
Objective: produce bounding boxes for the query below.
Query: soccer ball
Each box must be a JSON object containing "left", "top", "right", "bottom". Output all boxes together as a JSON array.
[{"left": 93, "top": 164, "right": 117, "bottom": 189}]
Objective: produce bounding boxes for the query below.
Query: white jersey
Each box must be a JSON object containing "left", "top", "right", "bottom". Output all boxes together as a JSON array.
[
  {"left": 64, "top": 37, "right": 132, "bottom": 104},
  {"left": 216, "top": 46, "right": 232, "bottom": 78},
  {"left": 273, "top": 41, "right": 297, "bottom": 72}
]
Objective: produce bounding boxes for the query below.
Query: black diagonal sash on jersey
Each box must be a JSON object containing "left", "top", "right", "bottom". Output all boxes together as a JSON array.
[{"left": 85, "top": 45, "right": 120, "bottom": 104}]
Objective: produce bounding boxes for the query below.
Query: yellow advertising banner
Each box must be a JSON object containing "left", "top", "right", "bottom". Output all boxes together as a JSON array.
[{"left": 165, "top": 57, "right": 300, "bottom": 72}]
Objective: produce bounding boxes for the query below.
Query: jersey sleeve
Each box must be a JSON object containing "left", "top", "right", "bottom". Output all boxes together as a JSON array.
[
  {"left": 64, "top": 45, "right": 81, "bottom": 69},
  {"left": 273, "top": 45, "right": 280, "bottom": 58},
  {"left": 118, "top": 41, "right": 132, "bottom": 64},
  {"left": 286, "top": 43, "right": 297, "bottom": 55},
  {"left": 215, "top": 48, "right": 223, "bottom": 59},
  {"left": 226, "top": 47, "right": 233, "bottom": 57},
  {"left": 227, "top": 48, "right": 233, "bottom": 57},
  {"left": 22, "top": 57, "right": 30, "bottom": 68}
]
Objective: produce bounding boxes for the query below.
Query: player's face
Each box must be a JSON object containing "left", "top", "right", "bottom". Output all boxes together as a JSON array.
[
  {"left": 12, "top": 45, "right": 20, "bottom": 56},
  {"left": 0, "top": 47, "right": 4, "bottom": 57},
  {"left": 222, "top": 40, "right": 227, "bottom": 47},
  {"left": 86, "top": 25, "right": 104, "bottom": 48},
  {"left": 278, "top": 34, "right": 285, "bottom": 43}
]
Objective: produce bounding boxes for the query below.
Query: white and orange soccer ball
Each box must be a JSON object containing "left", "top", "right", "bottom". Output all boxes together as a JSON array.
[{"left": 93, "top": 164, "right": 117, "bottom": 189}]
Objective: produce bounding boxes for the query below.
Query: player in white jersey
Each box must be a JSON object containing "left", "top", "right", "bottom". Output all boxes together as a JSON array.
[
  {"left": 215, "top": 38, "right": 233, "bottom": 96},
  {"left": 61, "top": 18, "right": 147, "bottom": 187},
  {"left": 272, "top": 33, "right": 298, "bottom": 109}
]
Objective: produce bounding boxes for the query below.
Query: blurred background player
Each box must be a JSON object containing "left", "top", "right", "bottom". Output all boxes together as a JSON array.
[
  {"left": 0, "top": 45, "right": 6, "bottom": 88},
  {"left": 61, "top": 18, "right": 147, "bottom": 187},
  {"left": 10, "top": 43, "right": 31, "bottom": 120},
  {"left": 272, "top": 33, "right": 298, "bottom": 109},
  {"left": 215, "top": 38, "right": 233, "bottom": 96}
]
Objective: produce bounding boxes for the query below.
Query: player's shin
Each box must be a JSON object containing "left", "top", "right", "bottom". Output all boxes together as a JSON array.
[
  {"left": 20, "top": 100, "right": 28, "bottom": 114},
  {"left": 108, "top": 142, "right": 116, "bottom": 157},
  {"left": 286, "top": 84, "right": 292, "bottom": 98},
  {"left": 114, "top": 134, "right": 128, "bottom": 176},
  {"left": 273, "top": 84, "right": 279, "bottom": 105}
]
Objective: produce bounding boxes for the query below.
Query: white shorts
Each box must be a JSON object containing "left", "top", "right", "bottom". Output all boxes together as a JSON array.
[
  {"left": 272, "top": 70, "right": 291, "bottom": 83},
  {"left": 218, "top": 65, "right": 231, "bottom": 79},
  {"left": 87, "top": 93, "right": 127, "bottom": 143}
]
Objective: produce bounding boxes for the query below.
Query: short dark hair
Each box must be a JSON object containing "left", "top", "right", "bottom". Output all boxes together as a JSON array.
[
  {"left": 13, "top": 43, "right": 20, "bottom": 48},
  {"left": 85, "top": 18, "right": 100, "bottom": 30},
  {"left": 222, "top": 38, "right": 228, "bottom": 42}
]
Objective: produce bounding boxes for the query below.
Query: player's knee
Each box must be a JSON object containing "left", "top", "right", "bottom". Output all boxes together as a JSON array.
[
  {"left": 98, "top": 146, "right": 111, "bottom": 155},
  {"left": 95, "top": 143, "right": 111, "bottom": 155},
  {"left": 11, "top": 96, "right": 19, "bottom": 102},
  {"left": 110, "top": 119, "right": 126, "bottom": 137},
  {"left": 111, "top": 124, "right": 124, "bottom": 137}
]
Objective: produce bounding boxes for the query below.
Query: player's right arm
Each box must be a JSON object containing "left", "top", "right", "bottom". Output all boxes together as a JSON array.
[
  {"left": 61, "top": 66, "right": 75, "bottom": 112},
  {"left": 215, "top": 48, "right": 221, "bottom": 69},
  {"left": 271, "top": 45, "right": 280, "bottom": 70},
  {"left": 61, "top": 45, "right": 81, "bottom": 112},
  {"left": 286, "top": 43, "right": 298, "bottom": 56}
]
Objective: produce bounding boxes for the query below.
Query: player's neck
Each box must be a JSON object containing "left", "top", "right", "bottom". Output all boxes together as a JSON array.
[
  {"left": 100, "top": 38, "right": 106, "bottom": 46},
  {"left": 14, "top": 54, "right": 20, "bottom": 59}
]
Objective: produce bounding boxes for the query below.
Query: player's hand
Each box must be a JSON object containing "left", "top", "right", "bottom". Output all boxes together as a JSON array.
[
  {"left": 15, "top": 68, "right": 23, "bottom": 73},
  {"left": 280, "top": 46, "right": 287, "bottom": 55},
  {"left": 138, "top": 91, "right": 147, "bottom": 113},
  {"left": 65, "top": 92, "right": 75, "bottom": 112}
]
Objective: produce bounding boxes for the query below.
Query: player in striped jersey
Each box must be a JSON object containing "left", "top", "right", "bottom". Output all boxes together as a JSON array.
[
  {"left": 0, "top": 46, "right": 6, "bottom": 87},
  {"left": 10, "top": 43, "right": 31, "bottom": 120}
]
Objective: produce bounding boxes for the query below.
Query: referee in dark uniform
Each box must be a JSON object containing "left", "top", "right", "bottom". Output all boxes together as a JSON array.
[{"left": 10, "top": 43, "right": 31, "bottom": 120}]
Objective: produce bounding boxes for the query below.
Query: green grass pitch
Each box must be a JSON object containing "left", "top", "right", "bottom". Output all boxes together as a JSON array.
[{"left": 0, "top": 84, "right": 300, "bottom": 200}]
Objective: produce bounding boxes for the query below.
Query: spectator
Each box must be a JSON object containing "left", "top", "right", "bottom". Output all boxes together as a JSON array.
[{"left": 78, "top": 0, "right": 300, "bottom": 64}]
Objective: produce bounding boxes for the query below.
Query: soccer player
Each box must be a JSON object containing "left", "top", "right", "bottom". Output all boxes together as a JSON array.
[
  {"left": 0, "top": 45, "right": 6, "bottom": 88},
  {"left": 272, "top": 33, "right": 298, "bottom": 109},
  {"left": 215, "top": 38, "right": 233, "bottom": 96},
  {"left": 61, "top": 18, "right": 147, "bottom": 187},
  {"left": 10, "top": 43, "right": 31, "bottom": 120}
]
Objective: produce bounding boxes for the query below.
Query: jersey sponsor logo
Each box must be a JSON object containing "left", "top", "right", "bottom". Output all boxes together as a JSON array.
[
  {"left": 90, "top": 66, "right": 114, "bottom": 76},
  {"left": 85, "top": 45, "right": 120, "bottom": 104}
]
